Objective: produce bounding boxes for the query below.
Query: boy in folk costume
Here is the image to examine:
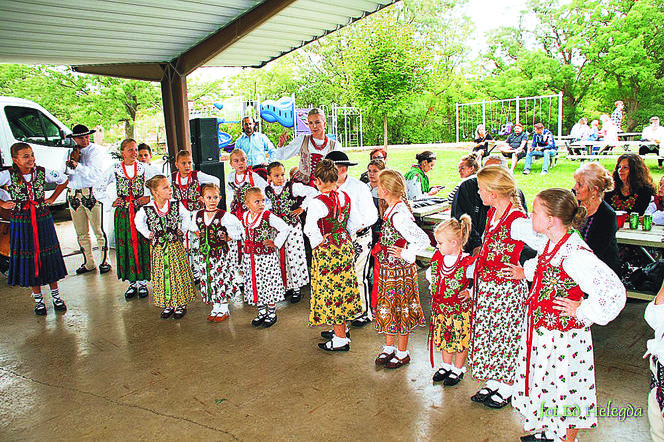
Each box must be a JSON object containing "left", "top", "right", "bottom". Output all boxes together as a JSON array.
[
  {"left": 264, "top": 161, "right": 317, "bottom": 303},
  {"left": 190, "top": 184, "right": 243, "bottom": 322},
  {"left": 135, "top": 175, "right": 196, "bottom": 320},
  {"left": 170, "top": 150, "right": 220, "bottom": 284},
  {"left": 96, "top": 139, "right": 156, "bottom": 300},
  {"left": 0, "top": 143, "right": 69, "bottom": 315},
  {"left": 274, "top": 108, "right": 340, "bottom": 186},
  {"left": 241, "top": 187, "right": 291, "bottom": 328}
]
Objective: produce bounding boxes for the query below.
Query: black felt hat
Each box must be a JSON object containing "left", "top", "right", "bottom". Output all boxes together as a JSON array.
[
  {"left": 67, "top": 124, "right": 96, "bottom": 138},
  {"left": 325, "top": 151, "right": 357, "bottom": 167}
]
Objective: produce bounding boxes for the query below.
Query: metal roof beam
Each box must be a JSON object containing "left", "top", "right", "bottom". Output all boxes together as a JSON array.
[{"left": 72, "top": 63, "right": 165, "bottom": 82}]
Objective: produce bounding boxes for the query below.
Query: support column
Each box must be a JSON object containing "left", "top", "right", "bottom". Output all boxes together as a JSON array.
[{"left": 160, "top": 63, "right": 190, "bottom": 169}]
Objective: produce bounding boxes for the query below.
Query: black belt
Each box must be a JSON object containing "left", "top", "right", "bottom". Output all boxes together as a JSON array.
[{"left": 357, "top": 227, "right": 371, "bottom": 236}]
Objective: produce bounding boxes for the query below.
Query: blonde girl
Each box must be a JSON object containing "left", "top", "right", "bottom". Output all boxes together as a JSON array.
[
  {"left": 427, "top": 215, "right": 476, "bottom": 386},
  {"left": 372, "top": 169, "right": 429, "bottom": 368},
  {"left": 469, "top": 165, "right": 530, "bottom": 409},
  {"left": 135, "top": 175, "right": 196, "bottom": 319},
  {"left": 226, "top": 148, "right": 267, "bottom": 219},
  {"left": 511, "top": 188, "right": 625, "bottom": 442}
]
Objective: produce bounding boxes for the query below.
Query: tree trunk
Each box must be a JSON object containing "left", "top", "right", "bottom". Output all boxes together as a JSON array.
[{"left": 383, "top": 114, "right": 388, "bottom": 149}]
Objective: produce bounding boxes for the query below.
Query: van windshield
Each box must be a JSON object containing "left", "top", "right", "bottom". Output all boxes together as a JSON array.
[{"left": 5, "top": 106, "right": 73, "bottom": 147}]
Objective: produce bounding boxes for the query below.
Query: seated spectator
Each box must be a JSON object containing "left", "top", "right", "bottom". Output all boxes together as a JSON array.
[
  {"left": 570, "top": 117, "right": 592, "bottom": 142},
  {"left": 589, "top": 119, "right": 600, "bottom": 141},
  {"left": 360, "top": 148, "right": 387, "bottom": 183},
  {"left": 471, "top": 124, "right": 494, "bottom": 158},
  {"left": 497, "top": 123, "right": 528, "bottom": 172},
  {"left": 447, "top": 154, "right": 479, "bottom": 203},
  {"left": 522, "top": 123, "right": 556, "bottom": 176},
  {"left": 640, "top": 116, "right": 664, "bottom": 169},
  {"left": 404, "top": 151, "right": 442, "bottom": 200},
  {"left": 645, "top": 175, "right": 664, "bottom": 225},
  {"left": 573, "top": 162, "right": 621, "bottom": 276}
]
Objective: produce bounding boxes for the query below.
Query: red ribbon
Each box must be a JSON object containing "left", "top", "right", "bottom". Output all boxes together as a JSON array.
[
  {"left": 279, "top": 246, "right": 287, "bottom": 287},
  {"left": 122, "top": 163, "right": 141, "bottom": 274},
  {"left": 370, "top": 241, "right": 382, "bottom": 309},
  {"left": 28, "top": 200, "right": 41, "bottom": 278}
]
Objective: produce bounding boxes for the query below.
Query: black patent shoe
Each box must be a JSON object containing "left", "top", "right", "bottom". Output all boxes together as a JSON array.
[
  {"left": 432, "top": 367, "right": 451, "bottom": 383},
  {"left": 470, "top": 387, "right": 498, "bottom": 403},
  {"left": 34, "top": 301, "right": 47, "bottom": 316},
  {"left": 520, "top": 431, "right": 554, "bottom": 442},
  {"left": 76, "top": 265, "right": 95, "bottom": 275},
  {"left": 99, "top": 263, "right": 111, "bottom": 274},
  {"left": 160, "top": 308, "right": 174, "bottom": 319},
  {"left": 320, "top": 329, "right": 350, "bottom": 340},
  {"left": 290, "top": 289, "right": 301, "bottom": 304},
  {"left": 52, "top": 298, "right": 67, "bottom": 312},
  {"left": 137, "top": 285, "right": 149, "bottom": 298},
  {"left": 124, "top": 286, "right": 137, "bottom": 300},
  {"left": 173, "top": 306, "right": 187, "bottom": 319},
  {"left": 351, "top": 315, "right": 371, "bottom": 327},
  {"left": 252, "top": 312, "right": 266, "bottom": 327},
  {"left": 318, "top": 339, "right": 350, "bottom": 352},
  {"left": 443, "top": 371, "right": 464, "bottom": 386},
  {"left": 484, "top": 391, "right": 512, "bottom": 409},
  {"left": 263, "top": 312, "right": 277, "bottom": 328}
]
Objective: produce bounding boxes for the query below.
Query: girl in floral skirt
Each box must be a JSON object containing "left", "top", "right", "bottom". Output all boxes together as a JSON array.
[
  {"left": 304, "top": 159, "right": 362, "bottom": 352},
  {"left": 135, "top": 175, "right": 196, "bottom": 319},
  {"left": 510, "top": 188, "right": 625, "bottom": 442},
  {"left": 427, "top": 214, "right": 476, "bottom": 385},
  {"left": 0, "top": 143, "right": 69, "bottom": 315},
  {"left": 371, "top": 169, "right": 429, "bottom": 369}
]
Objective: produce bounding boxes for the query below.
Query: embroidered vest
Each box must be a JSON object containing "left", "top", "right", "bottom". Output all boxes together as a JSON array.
[
  {"left": 195, "top": 210, "right": 229, "bottom": 257},
  {"left": 171, "top": 171, "right": 203, "bottom": 211},
  {"left": 374, "top": 209, "right": 409, "bottom": 268},
  {"left": 116, "top": 163, "right": 145, "bottom": 207},
  {"left": 430, "top": 251, "right": 475, "bottom": 315},
  {"left": 474, "top": 208, "right": 526, "bottom": 283},
  {"left": 228, "top": 172, "right": 255, "bottom": 218},
  {"left": 316, "top": 191, "right": 351, "bottom": 247},
  {"left": 144, "top": 202, "right": 183, "bottom": 247},
  {"left": 265, "top": 182, "right": 300, "bottom": 226},
  {"left": 9, "top": 166, "right": 46, "bottom": 208},
  {"left": 293, "top": 135, "right": 336, "bottom": 186},
  {"left": 244, "top": 211, "right": 278, "bottom": 255}
]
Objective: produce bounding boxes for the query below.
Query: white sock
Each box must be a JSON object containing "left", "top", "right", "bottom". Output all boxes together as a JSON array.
[
  {"left": 33, "top": 293, "right": 43, "bottom": 303},
  {"left": 486, "top": 379, "right": 500, "bottom": 391},
  {"left": 440, "top": 362, "right": 453, "bottom": 371},
  {"left": 50, "top": 288, "right": 60, "bottom": 299},
  {"left": 219, "top": 302, "right": 229, "bottom": 314},
  {"left": 383, "top": 345, "right": 396, "bottom": 353},
  {"left": 130, "top": 281, "right": 137, "bottom": 288},
  {"left": 332, "top": 335, "right": 349, "bottom": 347},
  {"left": 498, "top": 382, "right": 512, "bottom": 397},
  {"left": 396, "top": 350, "right": 409, "bottom": 359},
  {"left": 451, "top": 365, "right": 466, "bottom": 375},
  {"left": 138, "top": 280, "right": 147, "bottom": 287}
]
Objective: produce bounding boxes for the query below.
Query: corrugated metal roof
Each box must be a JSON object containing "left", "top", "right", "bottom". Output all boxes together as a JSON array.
[{"left": 0, "top": 0, "right": 395, "bottom": 68}]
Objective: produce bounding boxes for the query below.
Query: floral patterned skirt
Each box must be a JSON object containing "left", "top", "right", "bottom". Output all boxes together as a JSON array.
[
  {"left": 242, "top": 251, "right": 285, "bottom": 306},
  {"left": 309, "top": 240, "right": 361, "bottom": 326},
  {"left": 199, "top": 251, "right": 239, "bottom": 304},
  {"left": 469, "top": 278, "right": 528, "bottom": 383},
  {"left": 513, "top": 326, "right": 597, "bottom": 440},
  {"left": 374, "top": 263, "right": 425, "bottom": 335},
  {"left": 114, "top": 207, "right": 150, "bottom": 282},
  {"left": 432, "top": 310, "right": 471, "bottom": 353},
  {"left": 151, "top": 242, "right": 196, "bottom": 308}
]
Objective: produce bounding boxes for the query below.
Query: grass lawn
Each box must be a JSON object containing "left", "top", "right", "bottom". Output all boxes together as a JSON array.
[{"left": 280, "top": 147, "right": 664, "bottom": 207}]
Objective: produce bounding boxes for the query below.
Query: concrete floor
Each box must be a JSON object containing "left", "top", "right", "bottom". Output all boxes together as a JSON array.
[{"left": 0, "top": 212, "right": 653, "bottom": 441}]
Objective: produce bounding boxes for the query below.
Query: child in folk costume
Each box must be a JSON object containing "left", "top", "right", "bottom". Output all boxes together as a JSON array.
[
  {"left": 170, "top": 150, "right": 220, "bottom": 283},
  {"left": 469, "top": 165, "right": 530, "bottom": 409},
  {"left": 227, "top": 149, "right": 268, "bottom": 219},
  {"left": 508, "top": 189, "right": 625, "bottom": 442},
  {"left": 304, "top": 159, "right": 362, "bottom": 352},
  {"left": 265, "top": 161, "right": 317, "bottom": 303},
  {"left": 371, "top": 169, "right": 429, "bottom": 368},
  {"left": 135, "top": 175, "right": 196, "bottom": 320},
  {"left": 427, "top": 215, "right": 476, "bottom": 386},
  {"left": 96, "top": 139, "right": 155, "bottom": 300},
  {"left": 0, "top": 143, "right": 69, "bottom": 315},
  {"left": 646, "top": 280, "right": 664, "bottom": 442},
  {"left": 190, "top": 184, "right": 243, "bottom": 322},
  {"left": 241, "top": 187, "right": 290, "bottom": 328}
]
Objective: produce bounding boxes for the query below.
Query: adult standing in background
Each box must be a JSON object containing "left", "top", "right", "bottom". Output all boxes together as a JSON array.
[
  {"left": 274, "top": 108, "right": 339, "bottom": 186},
  {"left": 640, "top": 116, "right": 664, "bottom": 169},
  {"left": 326, "top": 151, "right": 378, "bottom": 327},
  {"left": 360, "top": 148, "right": 387, "bottom": 184},
  {"left": 404, "top": 151, "right": 442, "bottom": 200},
  {"left": 612, "top": 100, "right": 625, "bottom": 132},
  {"left": 65, "top": 124, "right": 111, "bottom": 275},
  {"left": 235, "top": 116, "right": 276, "bottom": 168}
]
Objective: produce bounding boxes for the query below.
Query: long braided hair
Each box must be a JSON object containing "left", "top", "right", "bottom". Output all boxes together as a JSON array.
[{"left": 378, "top": 169, "right": 413, "bottom": 215}]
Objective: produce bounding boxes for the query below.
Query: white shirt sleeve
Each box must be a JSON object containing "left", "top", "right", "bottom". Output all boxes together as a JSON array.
[
  {"left": 197, "top": 171, "right": 221, "bottom": 187},
  {"left": 653, "top": 209, "right": 664, "bottom": 226},
  {"left": 511, "top": 217, "right": 546, "bottom": 250},
  {"left": 94, "top": 165, "right": 118, "bottom": 207},
  {"left": 292, "top": 182, "right": 320, "bottom": 210},
  {"left": 44, "top": 168, "right": 68, "bottom": 185},
  {"left": 179, "top": 203, "right": 194, "bottom": 232},
  {"left": 565, "top": 248, "right": 626, "bottom": 326},
  {"left": 135, "top": 206, "right": 150, "bottom": 239},
  {"left": 0, "top": 170, "right": 10, "bottom": 187},
  {"left": 303, "top": 198, "right": 326, "bottom": 249},
  {"left": 66, "top": 144, "right": 106, "bottom": 188},
  {"left": 425, "top": 266, "right": 432, "bottom": 284},
  {"left": 269, "top": 212, "right": 291, "bottom": 249},
  {"left": 523, "top": 257, "right": 538, "bottom": 281},
  {"left": 646, "top": 201, "right": 656, "bottom": 216},
  {"left": 251, "top": 172, "right": 268, "bottom": 191},
  {"left": 222, "top": 212, "right": 244, "bottom": 240},
  {"left": 357, "top": 182, "right": 378, "bottom": 229},
  {"left": 391, "top": 208, "right": 430, "bottom": 264},
  {"left": 646, "top": 301, "right": 664, "bottom": 332},
  {"left": 406, "top": 176, "right": 425, "bottom": 201},
  {"left": 272, "top": 135, "right": 304, "bottom": 161}
]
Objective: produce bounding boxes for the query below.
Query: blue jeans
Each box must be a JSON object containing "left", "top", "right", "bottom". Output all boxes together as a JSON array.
[{"left": 524, "top": 149, "right": 556, "bottom": 172}]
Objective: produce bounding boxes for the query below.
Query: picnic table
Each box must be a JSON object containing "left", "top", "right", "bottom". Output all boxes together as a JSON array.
[{"left": 415, "top": 212, "right": 664, "bottom": 300}]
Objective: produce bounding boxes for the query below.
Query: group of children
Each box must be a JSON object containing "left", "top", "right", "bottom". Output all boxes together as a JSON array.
[{"left": 3, "top": 140, "right": 629, "bottom": 441}]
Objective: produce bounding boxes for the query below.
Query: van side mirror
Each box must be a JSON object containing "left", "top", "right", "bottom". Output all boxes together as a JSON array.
[{"left": 60, "top": 129, "right": 74, "bottom": 147}]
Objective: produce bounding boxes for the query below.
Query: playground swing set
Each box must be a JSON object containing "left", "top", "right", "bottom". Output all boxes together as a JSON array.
[{"left": 455, "top": 93, "right": 563, "bottom": 143}]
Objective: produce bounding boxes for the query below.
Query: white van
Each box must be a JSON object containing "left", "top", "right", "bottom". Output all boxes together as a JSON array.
[{"left": 0, "top": 96, "right": 113, "bottom": 206}]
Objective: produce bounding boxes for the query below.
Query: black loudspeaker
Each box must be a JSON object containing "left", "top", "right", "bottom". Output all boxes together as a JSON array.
[
  {"left": 196, "top": 162, "right": 226, "bottom": 210},
  {"left": 189, "top": 118, "right": 220, "bottom": 164}
]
